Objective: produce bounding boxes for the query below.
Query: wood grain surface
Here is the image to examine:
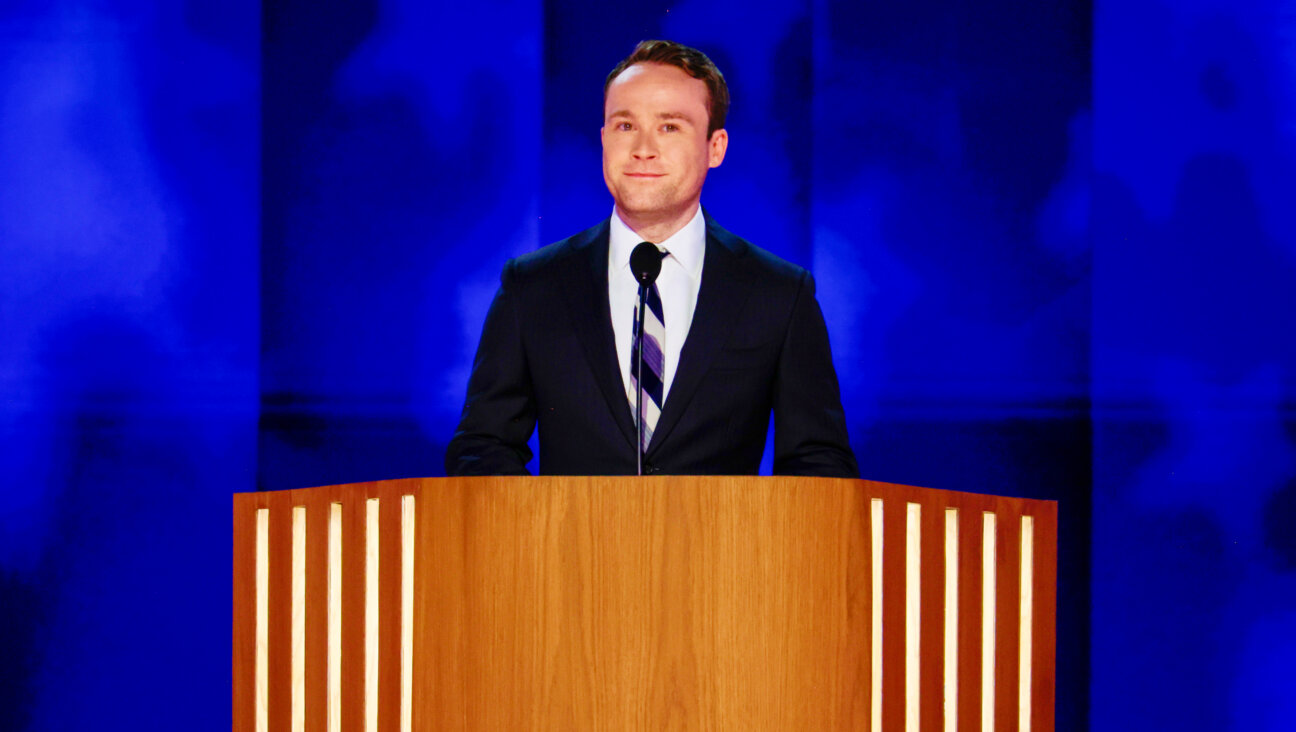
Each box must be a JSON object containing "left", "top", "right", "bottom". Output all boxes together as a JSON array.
[{"left": 416, "top": 476, "right": 869, "bottom": 729}]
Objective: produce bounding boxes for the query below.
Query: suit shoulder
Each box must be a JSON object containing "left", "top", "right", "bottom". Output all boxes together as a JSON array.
[
  {"left": 506, "top": 219, "right": 608, "bottom": 281},
  {"left": 742, "top": 240, "right": 810, "bottom": 283},
  {"left": 707, "top": 218, "right": 810, "bottom": 286}
]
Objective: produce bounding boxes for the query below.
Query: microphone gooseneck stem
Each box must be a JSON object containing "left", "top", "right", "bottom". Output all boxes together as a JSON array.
[{"left": 635, "top": 284, "right": 647, "bottom": 476}]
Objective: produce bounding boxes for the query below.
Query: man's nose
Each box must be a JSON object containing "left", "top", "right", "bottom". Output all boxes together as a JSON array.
[{"left": 631, "top": 131, "right": 658, "bottom": 159}]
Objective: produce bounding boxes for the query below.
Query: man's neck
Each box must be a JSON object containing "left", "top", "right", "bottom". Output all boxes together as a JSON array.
[{"left": 615, "top": 204, "right": 700, "bottom": 244}]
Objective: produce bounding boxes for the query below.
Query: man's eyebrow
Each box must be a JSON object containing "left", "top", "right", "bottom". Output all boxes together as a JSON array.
[{"left": 605, "top": 110, "right": 697, "bottom": 122}]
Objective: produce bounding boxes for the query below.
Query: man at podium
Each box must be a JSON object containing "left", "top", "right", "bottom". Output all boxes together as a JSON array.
[{"left": 447, "top": 40, "right": 856, "bottom": 478}]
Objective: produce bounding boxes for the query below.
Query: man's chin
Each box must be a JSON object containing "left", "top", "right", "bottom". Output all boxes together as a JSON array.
[{"left": 616, "top": 198, "right": 671, "bottom": 219}]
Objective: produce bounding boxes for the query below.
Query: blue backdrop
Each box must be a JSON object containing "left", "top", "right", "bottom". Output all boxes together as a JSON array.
[{"left": 1, "top": 0, "right": 1292, "bottom": 729}]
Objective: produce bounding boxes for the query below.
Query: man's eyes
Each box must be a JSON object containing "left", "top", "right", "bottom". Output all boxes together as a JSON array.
[{"left": 612, "top": 122, "right": 683, "bottom": 132}]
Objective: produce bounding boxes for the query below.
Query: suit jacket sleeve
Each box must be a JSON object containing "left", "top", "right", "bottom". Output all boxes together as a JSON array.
[
  {"left": 444, "top": 260, "right": 536, "bottom": 476},
  {"left": 771, "top": 271, "right": 859, "bottom": 478}
]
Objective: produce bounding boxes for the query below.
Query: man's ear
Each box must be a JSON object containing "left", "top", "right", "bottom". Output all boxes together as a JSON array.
[{"left": 708, "top": 129, "right": 728, "bottom": 168}]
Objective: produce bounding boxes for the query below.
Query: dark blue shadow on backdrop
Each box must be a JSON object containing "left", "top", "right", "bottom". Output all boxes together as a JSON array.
[{"left": 259, "top": 0, "right": 543, "bottom": 487}]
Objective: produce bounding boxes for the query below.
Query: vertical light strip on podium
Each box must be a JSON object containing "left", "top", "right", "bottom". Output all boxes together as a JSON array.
[
  {"left": 291, "top": 506, "right": 306, "bottom": 732},
  {"left": 982, "top": 512, "right": 997, "bottom": 732},
  {"left": 255, "top": 508, "right": 269, "bottom": 732},
  {"left": 1019, "top": 515, "right": 1035, "bottom": 732},
  {"left": 328, "top": 502, "right": 342, "bottom": 732},
  {"left": 365, "top": 497, "right": 380, "bottom": 732},
  {"left": 400, "top": 495, "right": 415, "bottom": 732},
  {"left": 944, "top": 508, "right": 959, "bottom": 732},
  {"left": 905, "top": 502, "right": 921, "bottom": 732},
  {"left": 870, "top": 497, "right": 883, "bottom": 732}
]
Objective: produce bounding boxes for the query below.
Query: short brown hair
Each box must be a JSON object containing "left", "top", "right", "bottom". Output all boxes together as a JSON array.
[{"left": 604, "top": 40, "right": 730, "bottom": 138}]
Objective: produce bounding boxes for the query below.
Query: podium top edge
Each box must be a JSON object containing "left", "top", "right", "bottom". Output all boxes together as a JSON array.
[{"left": 233, "top": 475, "right": 1060, "bottom": 512}]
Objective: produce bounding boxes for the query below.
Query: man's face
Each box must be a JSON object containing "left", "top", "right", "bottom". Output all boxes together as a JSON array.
[{"left": 602, "top": 63, "right": 728, "bottom": 228}]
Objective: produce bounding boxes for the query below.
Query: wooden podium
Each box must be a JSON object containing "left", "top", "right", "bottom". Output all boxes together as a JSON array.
[{"left": 233, "top": 477, "right": 1056, "bottom": 730}]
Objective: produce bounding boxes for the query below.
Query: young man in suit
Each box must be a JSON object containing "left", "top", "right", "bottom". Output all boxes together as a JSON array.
[{"left": 446, "top": 40, "right": 857, "bottom": 477}]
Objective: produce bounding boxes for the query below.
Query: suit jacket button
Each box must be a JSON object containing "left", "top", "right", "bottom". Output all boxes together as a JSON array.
[{"left": 644, "top": 463, "right": 660, "bottom": 475}]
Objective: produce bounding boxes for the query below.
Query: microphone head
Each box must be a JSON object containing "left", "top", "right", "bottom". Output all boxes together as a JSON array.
[{"left": 630, "top": 242, "right": 664, "bottom": 286}]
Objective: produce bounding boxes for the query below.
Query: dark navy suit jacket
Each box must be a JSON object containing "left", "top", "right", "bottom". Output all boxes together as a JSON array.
[{"left": 445, "top": 215, "right": 857, "bottom": 477}]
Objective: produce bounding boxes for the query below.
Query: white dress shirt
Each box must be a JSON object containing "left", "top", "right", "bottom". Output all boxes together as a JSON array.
[{"left": 608, "top": 206, "right": 706, "bottom": 405}]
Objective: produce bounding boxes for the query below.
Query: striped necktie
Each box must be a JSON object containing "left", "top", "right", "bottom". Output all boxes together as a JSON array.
[{"left": 630, "top": 247, "right": 668, "bottom": 453}]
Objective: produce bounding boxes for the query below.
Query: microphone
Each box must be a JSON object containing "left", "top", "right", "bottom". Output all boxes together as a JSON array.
[
  {"left": 630, "top": 241, "right": 663, "bottom": 286},
  {"left": 629, "top": 242, "right": 662, "bottom": 476}
]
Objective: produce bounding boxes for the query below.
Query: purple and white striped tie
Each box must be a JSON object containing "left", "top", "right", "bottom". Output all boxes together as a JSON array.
[{"left": 631, "top": 249, "right": 668, "bottom": 453}]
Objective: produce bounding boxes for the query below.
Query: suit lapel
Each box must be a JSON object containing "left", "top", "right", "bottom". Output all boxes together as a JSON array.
[
  {"left": 649, "top": 217, "right": 752, "bottom": 453},
  {"left": 559, "top": 220, "right": 639, "bottom": 449}
]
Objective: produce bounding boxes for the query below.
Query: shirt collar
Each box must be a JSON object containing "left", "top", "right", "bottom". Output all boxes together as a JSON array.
[{"left": 609, "top": 206, "right": 706, "bottom": 279}]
